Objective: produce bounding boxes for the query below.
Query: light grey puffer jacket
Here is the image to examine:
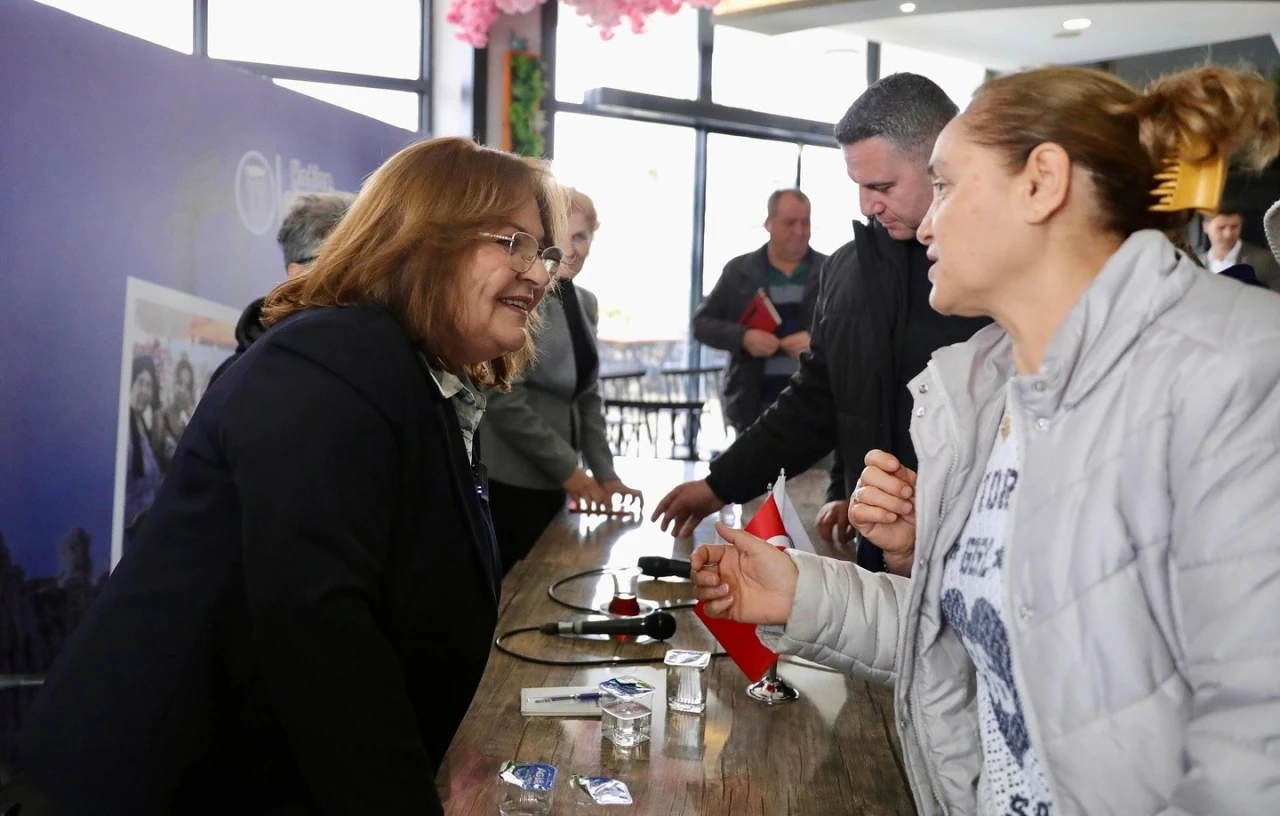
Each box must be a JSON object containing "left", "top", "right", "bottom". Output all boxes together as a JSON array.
[
  {"left": 761, "top": 231, "right": 1280, "bottom": 815},
  {"left": 1266, "top": 199, "right": 1280, "bottom": 267}
]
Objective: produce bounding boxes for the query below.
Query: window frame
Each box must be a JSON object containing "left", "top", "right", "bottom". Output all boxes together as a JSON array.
[
  {"left": 194, "top": 0, "right": 432, "bottom": 133},
  {"left": 540, "top": 3, "right": 882, "bottom": 367}
]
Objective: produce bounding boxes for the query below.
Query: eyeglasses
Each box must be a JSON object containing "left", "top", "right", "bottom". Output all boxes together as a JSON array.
[{"left": 480, "top": 232, "right": 565, "bottom": 276}]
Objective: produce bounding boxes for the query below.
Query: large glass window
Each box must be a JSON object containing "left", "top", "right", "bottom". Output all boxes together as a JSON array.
[
  {"left": 878, "top": 43, "right": 988, "bottom": 110},
  {"left": 801, "top": 144, "right": 861, "bottom": 256},
  {"left": 273, "top": 80, "right": 420, "bottom": 131},
  {"left": 34, "top": 0, "right": 193, "bottom": 53},
  {"left": 551, "top": 113, "right": 697, "bottom": 369},
  {"left": 712, "top": 25, "right": 868, "bottom": 123},
  {"left": 702, "top": 135, "right": 801, "bottom": 295},
  {"left": 208, "top": 0, "right": 422, "bottom": 79},
  {"left": 555, "top": 7, "right": 699, "bottom": 104}
]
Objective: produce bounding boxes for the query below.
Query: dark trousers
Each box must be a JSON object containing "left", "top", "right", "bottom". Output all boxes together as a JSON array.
[{"left": 488, "top": 480, "right": 566, "bottom": 576}]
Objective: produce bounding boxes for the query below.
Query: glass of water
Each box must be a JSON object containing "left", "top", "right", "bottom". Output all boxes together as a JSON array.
[
  {"left": 601, "top": 698, "right": 652, "bottom": 747},
  {"left": 664, "top": 649, "right": 711, "bottom": 714}
]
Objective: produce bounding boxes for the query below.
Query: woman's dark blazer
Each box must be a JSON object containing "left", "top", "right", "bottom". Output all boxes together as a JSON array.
[{"left": 18, "top": 305, "right": 501, "bottom": 815}]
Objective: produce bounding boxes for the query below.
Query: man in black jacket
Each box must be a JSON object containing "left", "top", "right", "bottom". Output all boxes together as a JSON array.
[
  {"left": 654, "top": 73, "right": 991, "bottom": 574},
  {"left": 209, "top": 192, "right": 354, "bottom": 383},
  {"left": 693, "top": 189, "right": 827, "bottom": 433}
]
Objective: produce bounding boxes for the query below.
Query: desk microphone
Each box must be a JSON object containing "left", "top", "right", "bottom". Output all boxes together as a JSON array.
[
  {"left": 637, "top": 556, "right": 691, "bottom": 580},
  {"left": 538, "top": 610, "right": 677, "bottom": 640}
]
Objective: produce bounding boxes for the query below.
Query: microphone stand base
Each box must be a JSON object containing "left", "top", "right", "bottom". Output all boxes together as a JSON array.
[{"left": 745, "top": 674, "right": 799, "bottom": 705}]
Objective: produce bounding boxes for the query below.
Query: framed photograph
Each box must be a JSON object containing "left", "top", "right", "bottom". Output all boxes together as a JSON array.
[{"left": 110, "top": 278, "right": 240, "bottom": 568}]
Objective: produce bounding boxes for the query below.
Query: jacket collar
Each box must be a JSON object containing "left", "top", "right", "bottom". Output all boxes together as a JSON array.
[
  {"left": 918, "top": 230, "right": 1197, "bottom": 428},
  {"left": 415, "top": 353, "right": 501, "bottom": 601}
]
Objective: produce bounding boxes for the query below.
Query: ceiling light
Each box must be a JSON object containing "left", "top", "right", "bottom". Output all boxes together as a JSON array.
[
  {"left": 900, "top": 3, "right": 916, "bottom": 12},
  {"left": 1062, "top": 17, "right": 1091, "bottom": 30}
]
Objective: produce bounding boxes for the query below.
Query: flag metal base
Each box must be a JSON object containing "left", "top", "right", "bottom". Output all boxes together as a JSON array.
[{"left": 746, "top": 660, "right": 799, "bottom": 705}]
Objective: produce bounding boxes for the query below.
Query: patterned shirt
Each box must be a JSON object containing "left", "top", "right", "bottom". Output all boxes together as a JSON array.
[
  {"left": 940, "top": 391, "right": 1055, "bottom": 816},
  {"left": 426, "top": 365, "right": 486, "bottom": 460},
  {"left": 760, "top": 259, "right": 809, "bottom": 406}
]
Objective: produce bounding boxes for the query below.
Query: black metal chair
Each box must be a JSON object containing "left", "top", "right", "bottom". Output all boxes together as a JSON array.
[
  {"left": 658, "top": 366, "right": 728, "bottom": 456},
  {"left": 598, "top": 369, "right": 647, "bottom": 455},
  {"left": 602, "top": 398, "right": 705, "bottom": 461}
]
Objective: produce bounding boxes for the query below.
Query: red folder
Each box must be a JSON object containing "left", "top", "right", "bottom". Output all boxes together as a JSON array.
[
  {"left": 692, "top": 497, "right": 787, "bottom": 683},
  {"left": 737, "top": 289, "right": 782, "bottom": 334}
]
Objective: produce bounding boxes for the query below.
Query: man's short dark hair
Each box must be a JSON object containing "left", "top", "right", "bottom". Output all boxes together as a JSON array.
[
  {"left": 767, "top": 188, "right": 810, "bottom": 219},
  {"left": 1212, "top": 202, "right": 1243, "bottom": 219},
  {"left": 834, "top": 72, "right": 959, "bottom": 157},
  {"left": 277, "top": 192, "right": 356, "bottom": 267}
]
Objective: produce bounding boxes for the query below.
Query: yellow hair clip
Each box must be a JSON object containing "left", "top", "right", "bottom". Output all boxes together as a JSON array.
[{"left": 1149, "top": 141, "right": 1227, "bottom": 217}]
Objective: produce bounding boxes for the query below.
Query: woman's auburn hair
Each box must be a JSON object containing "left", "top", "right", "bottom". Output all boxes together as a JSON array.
[{"left": 260, "top": 136, "right": 569, "bottom": 391}]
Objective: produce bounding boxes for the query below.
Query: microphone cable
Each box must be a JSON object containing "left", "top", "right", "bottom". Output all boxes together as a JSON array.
[
  {"left": 498, "top": 563, "right": 840, "bottom": 672},
  {"left": 495, "top": 564, "right": 703, "bottom": 666},
  {"left": 546, "top": 566, "right": 697, "bottom": 614},
  {"left": 494, "top": 626, "right": 837, "bottom": 673},
  {"left": 493, "top": 623, "right": 728, "bottom": 667}
]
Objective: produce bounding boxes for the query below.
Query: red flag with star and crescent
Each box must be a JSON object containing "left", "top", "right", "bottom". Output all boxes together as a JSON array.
[{"left": 693, "top": 473, "right": 814, "bottom": 682}]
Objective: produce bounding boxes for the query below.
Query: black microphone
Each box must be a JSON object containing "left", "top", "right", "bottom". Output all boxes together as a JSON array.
[
  {"left": 538, "top": 610, "right": 677, "bottom": 640},
  {"left": 637, "top": 556, "right": 691, "bottom": 580}
]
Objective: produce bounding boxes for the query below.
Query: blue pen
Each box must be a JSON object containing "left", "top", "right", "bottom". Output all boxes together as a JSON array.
[{"left": 529, "top": 692, "right": 603, "bottom": 704}]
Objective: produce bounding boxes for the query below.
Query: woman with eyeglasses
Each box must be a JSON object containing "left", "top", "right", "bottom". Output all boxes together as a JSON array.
[
  {"left": 480, "top": 188, "right": 644, "bottom": 574},
  {"left": 13, "top": 137, "right": 567, "bottom": 815}
]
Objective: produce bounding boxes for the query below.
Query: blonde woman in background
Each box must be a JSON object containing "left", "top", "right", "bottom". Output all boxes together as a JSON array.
[
  {"left": 693, "top": 65, "right": 1280, "bottom": 815},
  {"left": 481, "top": 188, "right": 643, "bottom": 574}
]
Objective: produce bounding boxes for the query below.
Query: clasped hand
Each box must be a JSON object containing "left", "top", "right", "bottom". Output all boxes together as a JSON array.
[{"left": 690, "top": 522, "right": 798, "bottom": 626}]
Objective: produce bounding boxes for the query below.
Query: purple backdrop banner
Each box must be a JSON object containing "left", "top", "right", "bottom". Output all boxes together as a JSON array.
[{"left": 0, "top": 0, "right": 412, "bottom": 588}]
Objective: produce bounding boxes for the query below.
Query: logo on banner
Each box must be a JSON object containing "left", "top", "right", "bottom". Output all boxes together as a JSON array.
[{"left": 234, "top": 150, "right": 337, "bottom": 236}]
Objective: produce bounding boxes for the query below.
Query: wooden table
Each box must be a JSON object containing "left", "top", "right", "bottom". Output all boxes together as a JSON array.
[{"left": 437, "top": 459, "right": 915, "bottom": 815}]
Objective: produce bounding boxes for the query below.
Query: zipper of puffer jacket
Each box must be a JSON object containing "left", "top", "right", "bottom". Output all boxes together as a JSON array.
[
  {"left": 1001, "top": 391, "right": 1065, "bottom": 811},
  {"left": 909, "top": 361, "right": 959, "bottom": 816}
]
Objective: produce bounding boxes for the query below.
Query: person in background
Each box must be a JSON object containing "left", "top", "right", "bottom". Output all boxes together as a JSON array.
[
  {"left": 13, "top": 137, "right": 566, "bottom": 815},
  {"left": 210, "top": 191, "right": 355, "bottom": 383},
  {"left": 1198, "top": 202, "right": 1280, "bottom": 290},
  {"left": 123, "top": 355, "right": 163, "bottom": 536},
  {"left": 655, "top": 74, "right": 990, "bottom": 574},
  {"left": 152, "top": 355, "right": 195, "bottom": 469},
  {"left": 693, "top": 64, "right": 1280, "bottom": 815},
  {"left": 480, "top": 188, "right": 643, "bottom": 574},
  {"left": 693, "top": 189, "right": 826, "bottom": 434}
]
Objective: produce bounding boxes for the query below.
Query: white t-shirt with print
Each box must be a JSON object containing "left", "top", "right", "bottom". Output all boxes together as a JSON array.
[{"left": 940, "top": 393, "right": 1055, "bottom": 816}]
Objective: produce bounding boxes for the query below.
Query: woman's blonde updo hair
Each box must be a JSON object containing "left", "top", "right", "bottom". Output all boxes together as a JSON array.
[
  {"left": 961, "top": 65, "right": 1280, "bottom": 239},
  {"left": 261, "top": 137, "right": 569, "bottom": 391}
]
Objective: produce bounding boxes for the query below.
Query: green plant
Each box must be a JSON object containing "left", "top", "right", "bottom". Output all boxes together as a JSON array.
[{"left": 509, "top": 52, "right": 546, "bottom": 157}]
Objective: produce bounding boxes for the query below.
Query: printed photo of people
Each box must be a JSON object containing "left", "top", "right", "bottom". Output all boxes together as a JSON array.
[{"left": 113, "top": 278, "right": 239, "bottom": 566}]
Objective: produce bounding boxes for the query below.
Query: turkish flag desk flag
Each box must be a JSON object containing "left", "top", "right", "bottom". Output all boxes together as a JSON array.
[{"left": 693, "top": 473, "right": 815, "bottom": 683}]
